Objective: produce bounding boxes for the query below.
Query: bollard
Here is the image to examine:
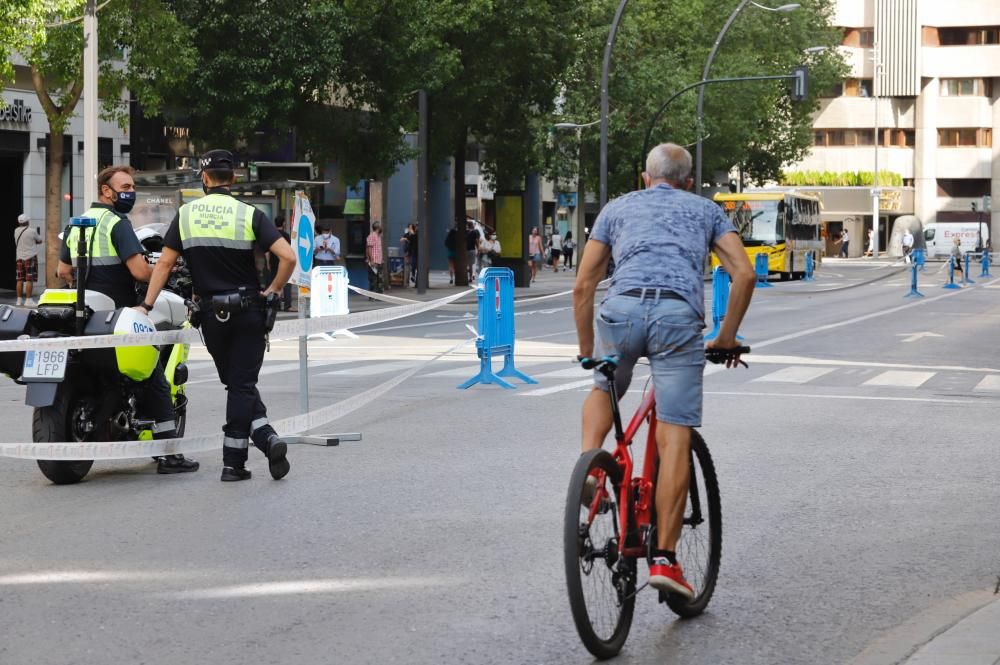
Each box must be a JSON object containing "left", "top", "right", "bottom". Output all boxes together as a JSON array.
[
  {"left": 962, "top": 253, "right": 975, "bottom": 284},
  {"left": 803, "top": 251, "right": 815, "bottom": 282},
  {"left": 754, "top": 252, "right": 773, "bottom": 288},
  {"left": 943, "top": 256, "right": 962, "bottom": 289},
  {"left": 458, "top": 267, "right": 538, "bottom": 389},
  {"left": 904, "top": 260, "right": 924, "bottom": 298},
  {"left": 981, "top": 251, "right": 992, "bottom": 278}
]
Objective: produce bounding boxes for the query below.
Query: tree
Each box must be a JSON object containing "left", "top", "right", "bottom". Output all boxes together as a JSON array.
[
  {"left": 0, "top": 0, "right": 82, "bottom": 88},
  {"left": 18, "top": 0, "right": 194, "bottom": 284},
  {"left": 552, "top": 0, "right": 848, "bottom": 198}
]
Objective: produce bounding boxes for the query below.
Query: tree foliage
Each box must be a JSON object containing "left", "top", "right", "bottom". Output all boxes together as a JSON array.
[
  {"left": 0, "top": 0, "right": 82, "bottom": 92},
  {"left": 551, "top": 0, "right": 849, "bottom": 197}
]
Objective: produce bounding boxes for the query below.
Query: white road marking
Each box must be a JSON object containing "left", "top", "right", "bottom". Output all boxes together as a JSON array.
[
  {"left": 748, "top": 354, "right": 1000, "bottom": 374},
  {"left": 896, "top": 332, "right": 944, "bottom": 343},
  {"left": 163, "top": 576, "right": 461, "bottom": 600},
  {"left": 706, "top": 391, "right": 973, "bottom": 405},
  {"left": 752, "top": 366, "right": 836, "bottom": 384},
  {"left": 974, "top": 375, "right": 1000, "bottom": 391},
  {"left": 520, "top": 378, "right": 599, "bottom": 396},
  {"left": 322, "top": 361, "right": 419, "bottom": 377},
  {"left": 863, "top": 370, "right": 935, "bottom": 388}
]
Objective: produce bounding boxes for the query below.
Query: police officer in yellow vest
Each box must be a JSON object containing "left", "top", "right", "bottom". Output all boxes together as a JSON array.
[
  {"left": 142, "top": 150, "right": 296, "bottom": 482},
  {"left": 56, "top": 165, "right": 199, "bottom": 474}
]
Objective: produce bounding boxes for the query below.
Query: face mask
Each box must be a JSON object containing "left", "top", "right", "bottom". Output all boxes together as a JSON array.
[
  {"left": 321, "top": 233, "right": 331, "bottom": 239},
  {"left": 112, "top": 190, "right": 136, "bottom": 214}
]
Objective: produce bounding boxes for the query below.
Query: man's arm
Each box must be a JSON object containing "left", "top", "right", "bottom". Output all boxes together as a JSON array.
[
  {"left": 125, "top": 253, "right": 153, "bottom": 282},
  {"left": 572, "top": 239, "right": 611, "bottom": 359},
  {"left": 707, "top": 232, "right": 755, "bottom": 351},
  {"left": 138, "top": 247, "right": 179, "bottom": 310},
  {"left": 56, "top": 260, "right": 74, "bottom": 284},
  {"left": 264, "top": 237, "right": 295, "bottom": 295}
]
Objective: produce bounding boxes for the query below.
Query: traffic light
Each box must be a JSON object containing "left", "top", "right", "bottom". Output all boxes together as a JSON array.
[{"left": 790, "top": 66, "right": 809, "bottom": 102}]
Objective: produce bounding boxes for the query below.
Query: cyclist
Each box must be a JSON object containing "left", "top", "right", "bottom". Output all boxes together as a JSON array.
[{"left": 572, "top": 143, "right": 754, "bottom": 598}]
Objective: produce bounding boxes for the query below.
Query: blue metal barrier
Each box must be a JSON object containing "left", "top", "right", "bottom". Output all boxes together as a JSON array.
[
  {"left": 980, "top": 252, "right": 992, "bottom": 278},
  {"left": 912, "top": 248, "right": 926, "bottom": 272},
  {"left": 803, "top": 252, "right": 815, "bottom": 282},
  {"left": 944, "top": 256, "right": 961, "bottom": 289},
  {"left": 754, "top": 253, "right": 772, "bottom": 288},
  {"left": 962, "top": 253, "right": 975, "bottom": 284},
  {"left": 704, "top": 267, "right": 729, "bottom": 341},
  {"left": 458, "top": 268, "right": 538, "bottom": 390},
  {"left": 904, "top": 261, "right": 923, "bottom": 298}
]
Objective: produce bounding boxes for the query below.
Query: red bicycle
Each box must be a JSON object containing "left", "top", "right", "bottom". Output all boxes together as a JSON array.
[{"left": 564, "top": 347, "right": 748, "bottom": 659}]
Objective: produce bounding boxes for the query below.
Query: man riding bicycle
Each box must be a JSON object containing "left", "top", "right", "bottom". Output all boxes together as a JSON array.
[{"left": 573, "top": 143, "right": 754, "bottom": 598}]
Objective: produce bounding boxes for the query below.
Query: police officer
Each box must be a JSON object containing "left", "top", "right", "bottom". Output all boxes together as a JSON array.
[
  {"left": 142, "top": 150, "right": 296, "bottom": 482},
  {"left": 56, "top": 165, "right": 199, "bottom": 474}
]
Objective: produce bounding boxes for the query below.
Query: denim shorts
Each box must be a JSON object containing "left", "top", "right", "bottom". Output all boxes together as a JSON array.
[{"left": 593, "top": 292, "right": 706, "bottom": 426}]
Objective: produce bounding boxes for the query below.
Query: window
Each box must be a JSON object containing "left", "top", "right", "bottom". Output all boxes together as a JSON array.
[
  {"left": 842, "top": 28, "right": 875, "bottom": 48},
  {"left": 937, "top": 128, "right": 992, "bottom": 147},
  {"left": 936, "top": 179, "right": 991, "bottom": 197},
  {"left": 938, "top": 26, "right": 1000, "bottom": 46},
  {"left": 813, "top": 129, "right": 876, "bottom": 147},
  {"left": 940, "top": 78, "right": 992, "bottom": 97},
  {"left": 843, "top": 78, "right": 873, "bottom": 97},
  {"left": 819, "top": 82, "right": 842, "bottom": 98}
]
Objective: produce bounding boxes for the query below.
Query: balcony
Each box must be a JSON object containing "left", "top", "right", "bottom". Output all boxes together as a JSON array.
[
  {"left": 935, "top": 97, "right": 993, "bottom": 128},
  {"left": 934, "top": 148, "right": 993, "bottom": 179},
  {"left": 813, "top": 97, "right": 915, "bottom": 129},
  {"left": 839, "top": 47, "right": 874, "bottom": 78},
  {"left": 923, "top": 2, "right": 1000, "bottom": 27},
  {"left": 923, "top": 46, "right": 1000, "bottom": 78},
  {"left": 793, "top": 147, "right": 914, "bottom": 179}
]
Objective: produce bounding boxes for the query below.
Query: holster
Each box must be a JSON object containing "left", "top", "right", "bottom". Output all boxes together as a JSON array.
[
  {"left": 186, "top": 299, "right": 203, "bottom": 329},
  {"left": 211, "top": 289, "right": 247, "bottom": 323},
  {"left": 263, "top": 292, "right": 279, "bottom": 333}
]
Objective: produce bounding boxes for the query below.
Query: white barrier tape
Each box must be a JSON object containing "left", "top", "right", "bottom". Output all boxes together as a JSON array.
[
  {"left": 0, "top": 289, "right": 475, "bottom": 354},
  {"left": 349, "top": 278, "right": 610, "bottom": 308},
  {"left": 0, "top": 336, "right": 475, "bottom": 460}
]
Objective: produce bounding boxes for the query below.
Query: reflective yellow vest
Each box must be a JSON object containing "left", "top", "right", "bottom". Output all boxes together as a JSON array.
[
  {"left": 65, "top": 207, "right": 122, "bottom": 266},
  {"left": 178, "top": 193, "right": 256, "bottom": 249}
]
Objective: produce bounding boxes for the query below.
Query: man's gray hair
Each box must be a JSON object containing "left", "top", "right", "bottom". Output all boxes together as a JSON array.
[{"left": 644, "top": 143, "right": 693, "bottom": 183}]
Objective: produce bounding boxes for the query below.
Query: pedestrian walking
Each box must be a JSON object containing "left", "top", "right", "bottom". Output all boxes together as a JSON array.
[
  {"left": 313, "top": 224, "right": 340, "bottom": 267},
  {"left": 901, "top": 228, "right": 914, "bottom": 263},
  {"left": 142, "top": 149, "right": 295, "bottom": 482},
  {"left": 269, "top": 216, "right": 293, "bottom": 311},
  {"left": 550, "top": 229, "right": 563, "bottom": 272},
  {"left": 951, "top": 236, "right": 965, "bottom": 279},
  {"left": 57, "top": 164, "right": 199, "bottom": 474},
  {"left": 466, "top": 218, "right": 480, "bottom": 281},
  {"left": 563, "top": 231, "right": 576, "bottom": 269},
  {"left": 366, "top": 221, "right": 384, "bottom": 294},
  {"left": 13, "top": 213, "right": 41, "bottom": 307},
  {"left": 528, "top": 227, "right": 544, "bottom": 283},
  {"left": 478, "top": 230, "right": 501, "bottom": 268},
  {"left": 839, "top": 228, "right": 850, "bottom": 258},
  {"left": 864, "top": 228, "right": 874, "bottom": 257},
  {"left": 402, "top": 223, "right": 418, "bottom": 285}
]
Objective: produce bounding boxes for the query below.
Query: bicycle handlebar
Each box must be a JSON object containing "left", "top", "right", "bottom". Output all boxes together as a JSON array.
[{"left": 577, "top": 346, "right": 751, "bottom": 376}]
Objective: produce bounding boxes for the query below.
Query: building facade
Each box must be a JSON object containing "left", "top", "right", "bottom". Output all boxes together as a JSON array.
[{"left": 785, "top": 0, "right": 1000, "bottom": 255}]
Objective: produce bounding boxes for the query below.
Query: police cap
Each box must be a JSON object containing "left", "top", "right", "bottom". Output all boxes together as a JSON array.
[{"left": 198, "top": 149, "right": 235, "bottom": 172}]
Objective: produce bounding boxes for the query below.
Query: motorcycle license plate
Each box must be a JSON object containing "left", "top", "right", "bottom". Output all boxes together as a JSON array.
[{"left": 22, "top": 349, "right": 68, "bottom": 381}]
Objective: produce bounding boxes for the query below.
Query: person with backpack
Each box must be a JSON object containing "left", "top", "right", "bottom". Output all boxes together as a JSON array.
[{"left": 13, "top": 213, "right": 42, "bottom": 307}]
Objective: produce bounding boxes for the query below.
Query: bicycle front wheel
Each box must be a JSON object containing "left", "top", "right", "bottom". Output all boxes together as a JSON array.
[
  {"left": 664, "top": 430, "right": 722, "bottom": 618},
  {"left": 564, "top": 448, "right": 635, "bottom": 659}
]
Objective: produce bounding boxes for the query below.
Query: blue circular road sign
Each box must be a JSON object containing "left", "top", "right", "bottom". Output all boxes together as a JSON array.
[{"left": 297, "top": 214, "right": 314, "bottom": 272}]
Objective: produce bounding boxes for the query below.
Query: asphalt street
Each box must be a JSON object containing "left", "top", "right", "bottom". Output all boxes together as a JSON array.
[{"left": 1, "top": 261, "right": 999, "bottom": 665}]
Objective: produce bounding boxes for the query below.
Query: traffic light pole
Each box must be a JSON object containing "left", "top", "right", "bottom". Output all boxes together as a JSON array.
[{"left": 639, "top": 71, "right": 807, "bottom": 174}]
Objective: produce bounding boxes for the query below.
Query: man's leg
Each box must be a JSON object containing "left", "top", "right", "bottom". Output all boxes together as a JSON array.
[
  {"left": 140, "top": 365, "right": 199, "bottom": 474},
  {"left": 24, "top": 279, "right": 33, "bottom": 300},
  {"left": 581, "top": 388, "right": 613, "bottom": 452},
  {"left": 14, "top": 279, "right": 23, "bottom": 303},
  {"left": 654, "top": 422, "right": 691, "bottom": 552}
]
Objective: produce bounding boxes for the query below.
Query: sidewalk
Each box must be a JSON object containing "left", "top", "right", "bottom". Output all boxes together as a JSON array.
[{"left": 902, "top": 595, "right": 1000, "bottom": 665}]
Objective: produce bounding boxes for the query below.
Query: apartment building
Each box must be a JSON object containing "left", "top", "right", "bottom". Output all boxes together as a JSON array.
[{"left": 785, "top": 0, "right": 1000, "bottom": 255}]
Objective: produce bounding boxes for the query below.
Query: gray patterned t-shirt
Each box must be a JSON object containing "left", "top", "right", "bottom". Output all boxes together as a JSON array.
[{"left": 590, "top": 183, "right": 736, "bottom": 320}]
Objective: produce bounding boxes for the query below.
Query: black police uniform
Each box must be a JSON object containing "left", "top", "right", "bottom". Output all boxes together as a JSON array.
[
  {"left": 60, "top": 203, "right": 198, "bottom": 474},
  {"left": 162, "top": 150, "right": 289, "bottom": 481}
]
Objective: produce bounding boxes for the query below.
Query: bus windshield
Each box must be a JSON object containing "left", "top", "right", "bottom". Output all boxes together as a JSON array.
[{"left": 721, "top": 199, "right": 783, "bottom": 245}]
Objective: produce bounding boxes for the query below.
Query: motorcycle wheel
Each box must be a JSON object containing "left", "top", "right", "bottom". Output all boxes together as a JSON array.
[{"left": 33, "top": 387, "right": 98, "bottom": 485}]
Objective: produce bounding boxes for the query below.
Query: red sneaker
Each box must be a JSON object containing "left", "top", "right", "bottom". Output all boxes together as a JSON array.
[{"left": 649, "top": 559, "right": 694, "bottom": 599}]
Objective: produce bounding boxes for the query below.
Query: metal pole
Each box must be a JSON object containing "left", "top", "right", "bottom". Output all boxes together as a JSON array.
[
  {"left": 600, "top": 0, "right": 630, "bottom": 211},
  {"left": 298, "top": 291, "right": 308, "bottom": 413},
  {"left": 871, "top": 35, "right": 880, "bottom": 258},
  {"left": 695, "top": 0, "right": 750, "bottom": 197},
  {"left": 417, "top": 89, "right": 430, "bottom": 294},
  {"left": 82, "top": 0, "right": 98, "bottom": 205}
]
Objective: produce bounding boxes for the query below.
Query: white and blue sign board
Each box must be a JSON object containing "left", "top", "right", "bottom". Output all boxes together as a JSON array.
[{"left": 290, "top": 193, "right": 315, "bottom": 287}]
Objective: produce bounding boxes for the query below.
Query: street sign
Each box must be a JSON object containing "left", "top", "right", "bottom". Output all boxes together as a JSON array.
[{"left": 290, "top": 192, "right": 315, "bottom": 287}]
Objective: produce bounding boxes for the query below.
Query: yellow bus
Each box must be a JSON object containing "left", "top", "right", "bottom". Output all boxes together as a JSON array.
[{"left": 712, "top": 191, "right": 822, "bottom": 280}]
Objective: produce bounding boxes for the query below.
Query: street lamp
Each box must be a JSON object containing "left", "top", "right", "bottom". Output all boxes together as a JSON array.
[
  {"left": 554, "top": 120, "right": 599, "bottom": 268},
  {"left": 694, "top": 1, "right": 800, "bottom": 196},
  {"left": 870, "top": 34, "right": 882, "bottom": 258},
  {"left": 554, "top": 120, "right": 600, "bottom": 130}
]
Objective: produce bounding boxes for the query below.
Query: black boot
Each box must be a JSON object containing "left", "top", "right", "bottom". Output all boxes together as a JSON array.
[
  {"left": 221, "top": 466, "right": 252, "bottom": 482},
  {"left": 157, "top": 454, "right": 200, "bottom": 474},
  {"left": 265, "top": 435, "right": 290, "bottom": 480}
]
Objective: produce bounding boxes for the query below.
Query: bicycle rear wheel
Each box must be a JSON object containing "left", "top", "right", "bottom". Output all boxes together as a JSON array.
[
  {"left": 664, "top": 430, "right": 722, "bottom": 618},
  {"left": 564, "top": 448, "right": 636, "bottom": 659}
]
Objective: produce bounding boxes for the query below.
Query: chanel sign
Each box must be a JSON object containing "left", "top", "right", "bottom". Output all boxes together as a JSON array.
[{"left": 0, "top": 99, "right": 32, "bottom": 125}]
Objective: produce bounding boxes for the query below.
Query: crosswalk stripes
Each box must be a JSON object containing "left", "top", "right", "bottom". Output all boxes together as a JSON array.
[
  {"left": 862, "top": 370, "right": 935, "bottom": 388},
  {"left": 752, "top": 366, "right": 835, "bottom": 384},
  {"left": 973, "top": 375, "right": 1000, "bottom": 391}
]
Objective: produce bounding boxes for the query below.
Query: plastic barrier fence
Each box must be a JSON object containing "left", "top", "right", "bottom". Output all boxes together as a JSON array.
[
  {"left": 704, "top": 267, "right": 730, "bottom": 341},
  {"left": 754, "top": 253, "right": 772, "bottom": 288},
  {"left": 310, "top": 266, "right": 350, "bottom": 317},
  {"left": 458, "top": 268, "right": 537, "bottom": 390}
]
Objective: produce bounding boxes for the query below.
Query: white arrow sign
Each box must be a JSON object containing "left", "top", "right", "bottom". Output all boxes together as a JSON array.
[{"left": 897, "top": 332, "right": 944, "bottom": 343}]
